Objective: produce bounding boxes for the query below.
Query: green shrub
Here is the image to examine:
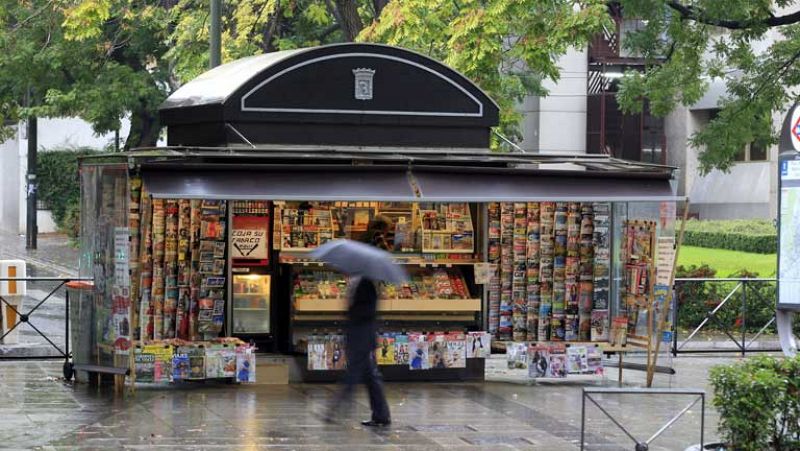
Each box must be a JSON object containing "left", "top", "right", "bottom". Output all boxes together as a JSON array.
[
  {"left": 710, "top": 355, "right": 800, "bottom": 450},
  {"left": 683, "top": 219, "right": 776, "bottom": 254},
  {"left": 37, "top": 148, "right": 98, "bottom": 237},
  {"left": 675, "top": 265, "right": 776, "bottom": 334}
]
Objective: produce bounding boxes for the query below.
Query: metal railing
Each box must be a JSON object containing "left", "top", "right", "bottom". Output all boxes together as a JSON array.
[
  {"left": 0, "top": 277, "right": 92, "bottom": 379},
  {"left": 672, "top": 277, "right": 779, "bottom": 356},
  {"left": 580, "top": 387, "right": 705, "bottom": 451}
]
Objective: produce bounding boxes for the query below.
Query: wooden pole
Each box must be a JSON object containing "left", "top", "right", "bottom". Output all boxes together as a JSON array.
[{"left": 646, "top": 201, "right": 690, "bottom": 387}]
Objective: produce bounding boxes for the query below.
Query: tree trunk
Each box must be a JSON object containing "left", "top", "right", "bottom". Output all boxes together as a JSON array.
[
  {"left": 125, "top": 104, "right": 160, "bottom": 150},
  {"left": 372, "top": 0, "right": 388, "bottom": 20},
  {"left": 334, "top": 0, "right": 363, "bottom": 41}
]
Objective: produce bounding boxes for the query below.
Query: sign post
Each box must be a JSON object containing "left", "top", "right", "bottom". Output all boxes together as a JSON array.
[{"left": 776, "top": 103, "right": 800, "bottom": 356}]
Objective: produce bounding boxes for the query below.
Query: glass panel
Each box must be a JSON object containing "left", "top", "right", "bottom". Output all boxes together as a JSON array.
[{"left": 232, "top": 274, "right": 271, "bottom": 334}]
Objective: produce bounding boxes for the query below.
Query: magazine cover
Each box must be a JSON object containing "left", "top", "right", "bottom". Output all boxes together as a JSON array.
[
  {"left": 547, "top": 345, "right": 568, "bottom": 378},
  {"left": 428, "top": 335, "right": 447, "bottom": 369},
  {"left": 587, "top": 346, "right": 604, "bottom": 375},
  {"left": 610, "top": 316, "right": 628, "bottom": 346},
  {"left": 172, "top": 351, "right": 190, "bottom": 381},
  {"left": 326, "top": 335, "right": 347, "bottom": 370},
  {"left": 236, "top": 346, "right": 257, "bottom": 383},
  {"left": 185, "top": 346, "right": 205, "bottom": 379},
  {"left": 307, "top": 336, "right": 328, "bottom": 370},
  {"left": 205, "top": 346, "right": 225, "bottom": 378},
  {"left": 591, "top": 310, "right": 609, "bottom": 342},
  {"left": 394, "top": 335, "right": 410, "bottom": 365},
  {"left": 134, "top": 346, "right": 155, "bottom": 383},
  {"left": 445, "top": 333, "right": 466, "bottom": 368},
  {"left": 408, "top": 340, "right": 430, "bottom": 370},
  {"left": 221, "top": 346, "right": 237, "bottom": 378},
  {"left": 466, "top": 331, "right": 491, "bottom": 358},
  {"left": 376, "top": 334, "right": 396, "bottom": 365},
  {"left": 527, "top": 343, "right": 550, "bottom": 378},
  {"left": 566, "top": 346, "right": 589, "bottom": 374},
  {"left": 506, "top": 342, "right": 528, "bottom": 370},
  {"left": 146, "top": 344, "right": 173, "bottom": 383}
]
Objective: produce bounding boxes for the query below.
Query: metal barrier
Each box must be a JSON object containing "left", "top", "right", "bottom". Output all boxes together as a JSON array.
[
  {"left": 580, "top": 387, "right": 705, "bottom": 451},
  {"left": 672, "top": 277, "right": 780, "bottom": 356},
  {"left": 0, "top": 277, "right": 92, "bottom": 379}
]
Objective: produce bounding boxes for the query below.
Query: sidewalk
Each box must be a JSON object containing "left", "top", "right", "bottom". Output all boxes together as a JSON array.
[{"left": 0, "top": 231, "right": 79, "bottom": 277}]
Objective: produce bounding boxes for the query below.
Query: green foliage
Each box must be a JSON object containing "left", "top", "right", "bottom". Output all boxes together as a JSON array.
[
  {"left": 360, "top": 0, "right": 611, "bottom": 142},
  {"left": 37, "top": 148, "right": 98, "bottom": 237},
  {"left": 615, "top": 0, "right": 800, "bottom": 174},
  {"left": 710, "top": 355, "right": 800, "bottom": 450},
  {"left": 674, "top": 265, "right": 775, "bottom": 333},
  {"left": 682, "top": 219, "right": 777, "bottom": 254}
]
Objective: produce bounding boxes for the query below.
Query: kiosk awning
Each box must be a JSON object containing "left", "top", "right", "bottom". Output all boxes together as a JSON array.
[
  {"left": 411, "top": 168, "right": 677, "bottom": 202},
  {"left": 141, "top": 163, "right": 677, "bottom": 202},
  {"left": 142, "top": 166, "right": 417, "bottom": 201}
]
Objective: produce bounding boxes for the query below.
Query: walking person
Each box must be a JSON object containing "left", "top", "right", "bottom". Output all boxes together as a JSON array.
[{"left": 326, "top": 216, "right": 393, "bottom": 427}]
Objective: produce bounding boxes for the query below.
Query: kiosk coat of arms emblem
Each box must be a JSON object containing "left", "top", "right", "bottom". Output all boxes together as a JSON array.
[{"left": 352, "top": 68, "right": 375, "bottom": 100}]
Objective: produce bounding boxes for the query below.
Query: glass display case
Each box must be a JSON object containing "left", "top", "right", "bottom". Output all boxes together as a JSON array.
[{"left": 232, "top": 274, "right": 271, "bottom": 334}]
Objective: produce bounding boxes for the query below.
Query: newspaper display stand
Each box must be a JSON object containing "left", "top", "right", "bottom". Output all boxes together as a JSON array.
[{"left": 78, "top": 43, "right": 680, "bottom": 385}]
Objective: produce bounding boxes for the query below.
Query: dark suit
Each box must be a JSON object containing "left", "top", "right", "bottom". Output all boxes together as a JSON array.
[{"left": 330, "top": 277, "right": 391, "bottom": 423}]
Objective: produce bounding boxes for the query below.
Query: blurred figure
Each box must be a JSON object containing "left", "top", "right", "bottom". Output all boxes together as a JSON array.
[{"left": 327, "top": 216, "right": 393, "bottom": 427}]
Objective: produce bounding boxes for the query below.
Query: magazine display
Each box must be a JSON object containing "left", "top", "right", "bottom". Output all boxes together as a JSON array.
[
  {"left": 526, "top": 202, "right": 541, "bottom": 341},
  {"left": 566, "top": 346, "right": 589, "bottom": 374},
  {"left": 428, "top": 334, "right": 447, "bottom": 369},
  {"left": 394, "top": 335, "right": 410, "bottom": 365},
  {"left": 527, "top": 344, "right": 603, "bottom": 379},
  {"left": 466, "top": 331, "right": 491, "bottom": 358},
  {"left": 547, "top": 344, "right": 567, "bottom": 378},
  {"left": 445, "top": 332, "right": 467, "bottom": 368},
  {"left": 307, "top": 335, "right": 328, "bottom": 370},
  {"left": 512, "top": 203, "right": 528, "bottom": 341},
  {"left": 506, "top": 342, "right": 528, "bottom": 370},
  {"left": 409, "top": 339, "right": 430, "bottom": 370},
  {"left": 481, "top": 202, "right": 655, "bottom": 351},
  {"left": 498, "top": 203, "right": 514, "bottom": 340},
  {"left": 528, "top": 343, "right": 549, "bottom": 378},
  {"left": 236, "top": 345, "right": 257, "bottom": 383},
  {"left": 487, "top": 203, "right": 501, "bottom": 335},
  {"left": 376, "top": 335, "right": 396, "bottom": 365}
]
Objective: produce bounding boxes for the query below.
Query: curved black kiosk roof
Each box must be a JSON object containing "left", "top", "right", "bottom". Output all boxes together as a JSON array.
[
  {"left": 136, "top": 43, "right": 676, "bottom": 202},
  {"left": 161, "top": 43, "right": 499, "bottom": 148}
]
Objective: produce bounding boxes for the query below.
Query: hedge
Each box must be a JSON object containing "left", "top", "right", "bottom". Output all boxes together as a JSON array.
[
  {"left": 710, "top": 355, "right": 800, "bottom": 450},
  {"left": 682, "top": 219, "right": 776, "bottom": 254},
  {"left": 37, "top": 148, "right": 98, "bottom": 237}
]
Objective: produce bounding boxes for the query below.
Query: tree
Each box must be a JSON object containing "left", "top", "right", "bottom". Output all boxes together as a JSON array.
[
  {"left": 1, "top": 0, "right": 609, "bottom": 149},
  {"left": 614, "top": 0, "right": 800, "bottom": 173},
  {"left": 0, "top": 1, "right": 175, "bottom": 149},
  {"left": 359, "top": 0, "right": 610, "bottom": 140}
]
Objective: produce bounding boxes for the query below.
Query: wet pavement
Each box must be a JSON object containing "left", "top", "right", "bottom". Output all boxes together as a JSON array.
[{"left": 0, "top": 353, "right": 733, "bottom": 450}]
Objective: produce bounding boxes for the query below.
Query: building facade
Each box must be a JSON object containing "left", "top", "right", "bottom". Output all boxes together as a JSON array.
[
  {"left": 519, "top": 3, "right": 781, "bottom": 220},
  {"left": 0, "top": 117, "right": 129, "bottom": 234}
]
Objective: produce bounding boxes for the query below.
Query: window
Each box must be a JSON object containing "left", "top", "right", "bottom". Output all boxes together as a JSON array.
[
  {"left": 707, "top": 109, "right": 769, "bottom": 162},
  {"left": 749, "top": 141, "right": 767, "bottom": 161}
]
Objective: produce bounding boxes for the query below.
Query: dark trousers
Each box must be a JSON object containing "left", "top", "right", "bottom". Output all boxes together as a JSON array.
[{"left": 329, "top": 324, "right": 390, "bottom": 422}]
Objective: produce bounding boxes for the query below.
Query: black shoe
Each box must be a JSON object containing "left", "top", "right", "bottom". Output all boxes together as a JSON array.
[{"left": 361, "top": 419, "right": 391, "bottom": 427}]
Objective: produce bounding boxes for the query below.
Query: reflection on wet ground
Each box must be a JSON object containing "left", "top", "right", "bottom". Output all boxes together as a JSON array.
[{"left": 0, "top": 355, "right": 729, "bottom": 450}]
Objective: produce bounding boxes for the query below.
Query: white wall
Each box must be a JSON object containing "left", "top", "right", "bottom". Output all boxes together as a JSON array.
[
  {"left": 0, "top": 117, "right": 131, "bottom": 235},
  {"left": 519, "top": 48, "right": 588, "bottom": 155}
]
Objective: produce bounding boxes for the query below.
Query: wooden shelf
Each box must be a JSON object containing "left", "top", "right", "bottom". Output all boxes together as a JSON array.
[{"left": 294, "top": 298, "right": 480, "bottom": 312}]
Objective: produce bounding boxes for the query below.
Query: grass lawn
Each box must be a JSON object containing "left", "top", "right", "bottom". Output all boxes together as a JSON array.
[{"left": 677, "top": 245, "right": 777, "bottom": 277}]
